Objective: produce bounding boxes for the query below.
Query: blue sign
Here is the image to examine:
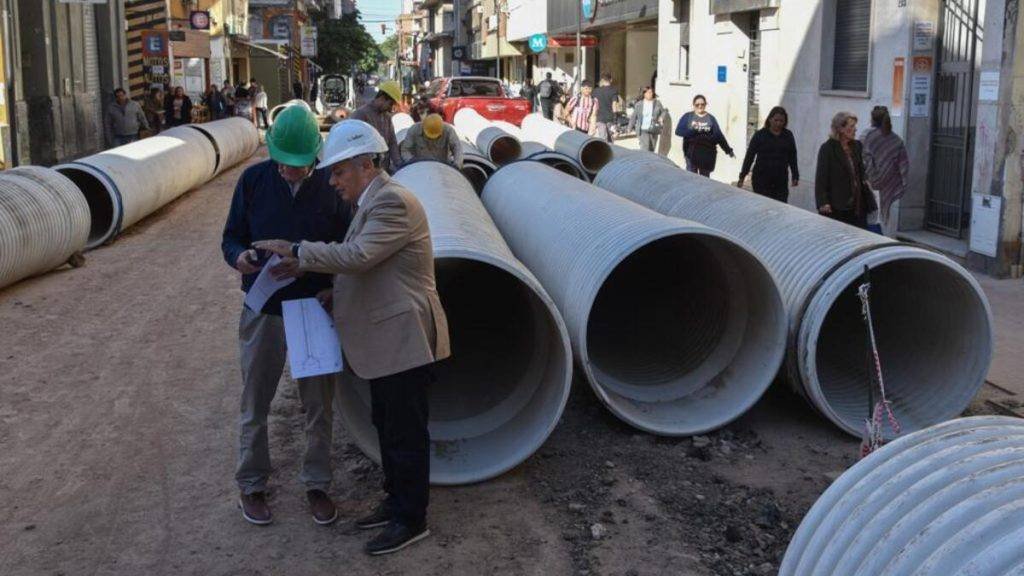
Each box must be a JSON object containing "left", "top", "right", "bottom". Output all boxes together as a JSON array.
[
  {"left": 528, "top": 33, "right": 548, "bottom": 54},
  {"left": 717, "top": 65, "right": 727, "bottom": 83},
  {"left": 582, "top": 0, "right": 595, "bottom": 20},
  {"left": 145, "top": 35, "right": 165, "bottom": 55}
]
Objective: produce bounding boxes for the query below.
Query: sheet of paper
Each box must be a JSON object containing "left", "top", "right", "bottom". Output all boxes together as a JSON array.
[
  {"left": 282, "top": 298, "right": 344, "bottom": 379},
  {"left": 244, "top": 254, "right": 295, "bottom": 313}
]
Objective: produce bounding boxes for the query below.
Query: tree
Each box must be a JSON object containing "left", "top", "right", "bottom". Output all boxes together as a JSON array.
[
  {"left": 379, "top": 34, "right": 399, "bottom": 62},
  {"left": 311, "top": 8, "right": 383, "bottom": 75}
]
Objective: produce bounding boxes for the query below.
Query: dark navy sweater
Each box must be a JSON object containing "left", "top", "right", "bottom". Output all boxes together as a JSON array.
[{"left": 221, "top": 159, "right": 352, "bottom": 315}]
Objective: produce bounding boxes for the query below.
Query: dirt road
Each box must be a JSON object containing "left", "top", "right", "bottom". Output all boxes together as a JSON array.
[{"left": 0, "top": 149, "right": 1005, "bottom": 576}]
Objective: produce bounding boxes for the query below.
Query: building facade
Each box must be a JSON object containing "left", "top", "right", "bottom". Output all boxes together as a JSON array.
[{"left": 248, "top": 0, "right": 317, "bottom": 108}]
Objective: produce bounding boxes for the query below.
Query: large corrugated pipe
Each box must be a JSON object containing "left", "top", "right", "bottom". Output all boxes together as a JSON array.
[
  {"left": 782, "top": 416, "right": 1024, "bottom": 576},
  {"left": 187, "top": 117, "right": 260, "bottom": 177},
  {"left": 459, "top": 141, "right": 498, "bottom": 193},
  {"left": 520, "top": 113, "right": 613, "bottom": 174},
  {"left": 594, "top": 154, "right": 993, "bottom": 438},
  {"left": 524, "top": 150, "right": 588, "bottom": 181},
  {"left": 454, "top": 108, "right": 522, "bottom": 165},
  {"left": 55, "top": 126, "right": 217, "bottom": 248},
  {"left": 0, "top": 167, "right": 90, "bottom": 290},
  {"left": 482, "top": 162, "right": 787, "bottom": 435},
  {"left": 335, "top": 161, "right": 573, "bottom": 484}
]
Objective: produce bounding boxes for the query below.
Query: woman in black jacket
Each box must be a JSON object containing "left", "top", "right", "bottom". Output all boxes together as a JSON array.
[
  {"left": 738, "top": 106, "right": 799, "bottom": 203},
  {"left": 675, "top": 94, "right": 734, "bottom": 177},
  {"left": 165, "top": 86, "right": 193, "bottom": 127},
  {"left": 814, "top": 111, "right": 876, "bottom": 228}
]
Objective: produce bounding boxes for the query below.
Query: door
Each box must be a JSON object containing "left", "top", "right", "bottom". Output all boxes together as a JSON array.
[
  {"left": 926, "top": 0, "right": 983, "bottom": 237},
  {"left": 746, "top": 13, "right": 761, "bottom": 143}
]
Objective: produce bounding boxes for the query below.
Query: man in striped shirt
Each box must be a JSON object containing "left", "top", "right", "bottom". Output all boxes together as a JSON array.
[{"left": 566, "top": 81, "right": 599, "bottom": 135}]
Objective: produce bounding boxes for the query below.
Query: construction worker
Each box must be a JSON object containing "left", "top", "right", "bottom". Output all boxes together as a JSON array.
[
  {"left": 399, "top": 113, "right": 463, "bottom": 169},
  {"left": 221, "top": 105, "right": 352, "bottom": 527},
  {"left": 350, "top": 79, "right": 403, "bottom": 173},
  {"left": 254, "top": 119, "right": 450, "bottom": 556}
]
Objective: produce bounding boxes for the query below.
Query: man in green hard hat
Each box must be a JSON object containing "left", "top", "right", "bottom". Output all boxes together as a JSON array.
[
  {"left": 350, "top": 79, "right": 403, "bottom": 173},
  {"left": 221, "top": 104, "right": 352, "bottom": 527}
]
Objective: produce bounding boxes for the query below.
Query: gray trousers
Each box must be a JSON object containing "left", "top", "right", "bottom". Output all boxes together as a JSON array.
[
  {"left": 236, "top": 306, "right": 335, "bottom": 494},
  {"left": 638, "top": 130, "right": 658, "bottom": 152}
]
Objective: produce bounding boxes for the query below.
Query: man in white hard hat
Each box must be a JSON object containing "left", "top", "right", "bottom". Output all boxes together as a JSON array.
[{"left": 255, "top": 119, "right": 450, "bottom": 556}]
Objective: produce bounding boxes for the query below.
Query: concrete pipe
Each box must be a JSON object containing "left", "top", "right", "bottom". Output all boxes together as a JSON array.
[
  {"left": 594, "top": 154, "right": 993, "bottom": 438},
  {"left": 454, "top": 108, "right": 522, "bottom": 165},
  {"left": 518, "top": 141, "right": 548, "bottom": 158},
  {"left": 781, "top": 416, "right": 1024, "bottom": 576},
  {"left": 0, "top": 167, "right": 90, "bottom": 290},
  {"left": 56, "top": 126, "right": 217, "bottom": 248},
  {"left": 492, "top": 120, "right": 523, "bottom": 138},
  {"left": 335, "top": 161, "right": 573, "bottom": 485},
  {"left": 524, "top": 150, "right": 589, "bottom": 181},
  {"left": 187, "top": 117, "right": 259, "bottom": 177},
  {"left": 520, "top": 113, "right": 613, "bottom": 174},
  {"left": 268, "top": 99, "right": 312, "bottom": 124},
  {"left": 482, "top": 163, "right": 787, "bottom": 435}
]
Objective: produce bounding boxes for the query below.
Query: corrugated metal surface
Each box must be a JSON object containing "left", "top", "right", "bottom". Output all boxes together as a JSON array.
[
  {"left": 483, "top": 162, "right": 786, "bottom": 435},
  {"left": 336, "top": 161, "right": 573, "bottom": 485},
  {"left": 594, "top": 154, "right": 993, "bottom": 438},
  {"left": 782, "top": 416, "right": 1024, "bottom": 576},
  {"left": 0, "top": 167, "right": 90, "bottom": 290}
]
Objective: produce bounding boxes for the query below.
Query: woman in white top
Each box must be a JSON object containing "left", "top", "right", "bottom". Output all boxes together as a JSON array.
[
  {"left": 627, "top": 86, "right": 665, "bottom": 152},
  {"left": 252, "top": 82, "right": 269, "bottom": 129}
]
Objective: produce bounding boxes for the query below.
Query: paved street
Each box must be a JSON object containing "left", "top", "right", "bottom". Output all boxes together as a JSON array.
[{"left": 0, "top": 146, "right": 1022, "bottom": 576}]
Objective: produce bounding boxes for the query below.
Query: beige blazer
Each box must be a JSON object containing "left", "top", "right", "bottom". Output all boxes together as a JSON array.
[{"left": 298, "top": 173, "right": 450, "bottom": 380}]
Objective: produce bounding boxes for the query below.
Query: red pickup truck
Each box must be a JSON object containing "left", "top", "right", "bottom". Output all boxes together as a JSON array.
[{"left": 421, "top": 76, "right": 532, "bottom": 126}]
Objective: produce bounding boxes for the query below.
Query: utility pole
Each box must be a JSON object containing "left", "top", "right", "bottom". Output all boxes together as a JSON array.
[{"left": 575, "top": 0, "right": 581, "bottom": 95}]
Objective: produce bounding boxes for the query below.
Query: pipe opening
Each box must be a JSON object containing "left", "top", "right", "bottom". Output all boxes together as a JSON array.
[
  {"left": 533, "top": 157, "right": 587, "bottom": 180},
  {"left": 459, "top": 164, "right": 489, "bottom": 194},
  {"left": 585, "top": 233, "right": 784, "bottom": 434},
  {"left": 812, "top": 258, "right": 991, "bottom": 435},
  {"left": 336, "top": 257, "right": 570, "bottom": 484},
  {"left": 488, "top": 136, "right": 523, "bottom": 166},
  {"left": 56, "top": 166, "right": 116, "bottom": 247},
  {"left": 579, "top": 140, "right": 613, "bottom": 173}
]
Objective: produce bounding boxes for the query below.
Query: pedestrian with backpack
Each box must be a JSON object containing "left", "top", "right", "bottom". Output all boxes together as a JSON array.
[{"left": 538, "top": 73, "right": 560, "bottom": 121}]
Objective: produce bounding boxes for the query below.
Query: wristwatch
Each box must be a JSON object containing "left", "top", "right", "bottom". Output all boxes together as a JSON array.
[{"left": 291, "top": 242, "right": 300, "bottom": 258}]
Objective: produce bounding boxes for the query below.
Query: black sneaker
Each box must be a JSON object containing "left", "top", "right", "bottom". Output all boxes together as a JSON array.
[
  {"left": 355, "top": 502, "right": 391, "bottom": 530},
  {"left": 365, "top": 522, "right": 430, "bottom": 556}
]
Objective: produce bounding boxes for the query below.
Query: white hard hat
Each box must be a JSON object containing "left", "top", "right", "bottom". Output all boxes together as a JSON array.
[{"left": 317, "top": 119, "right": 389, "bottom": 169}]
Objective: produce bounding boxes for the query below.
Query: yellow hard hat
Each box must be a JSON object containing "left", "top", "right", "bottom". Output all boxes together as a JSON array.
[
  {"left": 423, "top": 114, "right": 444, "bottom": 139},
  {"left": 377, "top": 80, "right": 402, "bottom": 104}
]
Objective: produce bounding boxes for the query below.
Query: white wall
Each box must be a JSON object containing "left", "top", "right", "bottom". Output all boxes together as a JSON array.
[
  {"left": 656, "top": 0, "right": 916, "bottom": 189},
  {"left": 507, "top": 0, "right": 547, "bottom": 41}
]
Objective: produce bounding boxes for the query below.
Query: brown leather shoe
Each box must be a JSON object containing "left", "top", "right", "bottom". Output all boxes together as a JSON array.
[
  {"left": 307, "top": 490, "right": 338, "bottom": 526},
  {"left": 239, "top": 491, "right": 272, "bottom": 525}
]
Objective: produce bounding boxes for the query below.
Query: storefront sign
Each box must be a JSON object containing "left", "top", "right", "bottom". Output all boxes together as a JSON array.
[
  {"left": 582, "top": 0, "right": 596, "bottom": 20},
  {"left": 142, "top": 30, "right": 169, "bottom": 57},
  {"left": 300, "top": 25, "right": 318, "bottom": 57},
  {"left": 528, "top": 34, "right": 548, "bottom": 53},
  {"left": 913, "top": 21, "right": 935, "bottom": 51},
  {"left": 969, "top": 193, "right": 1002, "bottom": 257},
  {"left": 190, "top": 11, "right": 210, "bottom": 30},
  {"left": 547, "top": 35, "right": 599, "bottom": 47},
  {"left": 910, "top": 74, "right": 931, "bottom": 117},
  {"left": 891, "top": 57, "right": 905, "bottom": 117},
  {"left": 170, "top": 29, "right": 212, "bottom": 58},
  {"left": 453, "top": 45, "right": 466, "bottom": 60},
  {"left": 979, "top": 70, "right": 1000, "bottom": 101}
]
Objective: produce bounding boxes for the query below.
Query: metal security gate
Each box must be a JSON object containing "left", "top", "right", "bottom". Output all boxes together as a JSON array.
[
  {"left": 746, "top": 13, "right": 761, "bottom": 143},
  {"left": 926, "top": 0, "right": 983, "bottom": 237}
]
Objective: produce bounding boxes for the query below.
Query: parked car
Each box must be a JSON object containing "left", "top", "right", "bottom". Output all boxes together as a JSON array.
[{"left": 421, "top": 77, "right": 532, "bottom": 126}]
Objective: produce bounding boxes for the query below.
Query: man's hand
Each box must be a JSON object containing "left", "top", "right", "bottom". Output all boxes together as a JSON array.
[
  {"left": 736, "top": 177, "right": 746, "bottom": 189},
  {"left": 316, "top": 289, "right": 333, "bottom": 313},
  {"left": 269, "top": 256, "right": 303, "bottom": 281},
  {"left": 235, "top": 249, "right": 262, "bottom": 275},
  {"left": 792, "top": 179, "right": 800, "bottom": 187},
  {"left": 252, "top": 239, "right": 293, "bottom": 258},
  {"left": 819, "top": 204, "right": 833, "bottom": 215}
]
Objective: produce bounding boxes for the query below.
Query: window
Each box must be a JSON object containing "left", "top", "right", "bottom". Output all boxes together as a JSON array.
[
  {"left": 827, "top": 0, "right": 872, "bottom": 92},
  {"left": 673, "top": 0, "right": 691, "bottom": 82},
  {"left": 449, "top": 79, "right": 502, "bottom": 97}
]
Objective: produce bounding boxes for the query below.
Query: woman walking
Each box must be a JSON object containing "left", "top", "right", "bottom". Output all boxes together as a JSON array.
[
  {"left": 861, "top": 106, "right": 909, "bottom": 236},
  {"left": 165, "top": 86, "right": 193, "bottom": 127},
  {"left": 628, "top": 86, "right": 665, "bottom": 153},
  {"left": 814, "top": 111, "right": 876, "bottom": 228},
  {"left": 675, "top": 95, "right": 734, "bottom": 177},
  {"left": 738, "top": 106, "right": 799, "bottom": 203},
  {"left": 566, "top": 80, "right": 599, "bottom": 135}
]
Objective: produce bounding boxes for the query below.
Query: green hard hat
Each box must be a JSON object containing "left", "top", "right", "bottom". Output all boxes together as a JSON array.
[{"left": 266, "top": 105, "right": 322, "bottom": 167}]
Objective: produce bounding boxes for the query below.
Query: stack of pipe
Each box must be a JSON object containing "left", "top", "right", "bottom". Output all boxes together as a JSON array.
[
  {"left": 186, "top": 117, "right": 260, "bottom": 177},
  {"left": 520, "top": 113, "right": 613, "bottom": 175},
  {"left": 453, "top": 108, "right": 522, "bottom": 165},
  {"left": 0, "top": 167, "right": 90, "bottom": 291},
  {"left": 482, "top": 162, "right": 787, "bottom": 435},
  {"left": 782, "top": 416, "right": 1024, "bottom": 575},
  {"left": 594, "top": 154, "right": 993, "bottom": 438},
  {"left": 337, "top": 161, "right": 573, "bottom": 484}
]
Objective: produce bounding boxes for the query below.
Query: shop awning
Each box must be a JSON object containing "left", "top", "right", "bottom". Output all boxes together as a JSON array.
[{"left": 233, "top": 36, "right": 288, "bottom": 60}]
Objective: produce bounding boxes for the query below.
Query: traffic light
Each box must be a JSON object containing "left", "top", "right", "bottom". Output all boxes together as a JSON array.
[{"left": 381, "top": 24, "right": 386, "bottom": 35}]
